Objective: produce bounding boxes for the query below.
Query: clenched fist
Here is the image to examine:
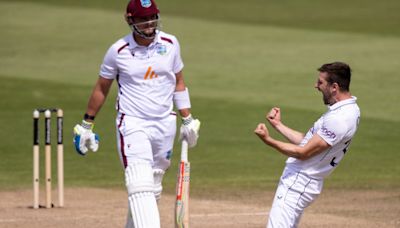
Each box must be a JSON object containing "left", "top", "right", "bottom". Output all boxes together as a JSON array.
[
  {"left": 254, "top": 123, "right": 269, "bottom": 141},
  {"left": 266, "top": 107, "right": 281, "bottom": 127}
]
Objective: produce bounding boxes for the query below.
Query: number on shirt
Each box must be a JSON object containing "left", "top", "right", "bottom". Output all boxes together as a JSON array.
[{"left": 330, "top": 140, "right": 352, "bottom": 167}]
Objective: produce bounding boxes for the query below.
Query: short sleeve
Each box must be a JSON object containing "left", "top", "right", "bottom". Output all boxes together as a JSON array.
[
  {"left": 317, "top": 116, "right": 348, "bottom": 146},
  {"left": 99, "top": 45, "right": 118, "bottom": 79},
  {"left": 172, "top": 37, "right": 184, "bottom": 74}
]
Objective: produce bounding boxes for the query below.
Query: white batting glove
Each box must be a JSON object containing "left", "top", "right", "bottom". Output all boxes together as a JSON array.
[
  {"left": 73, "top": 120, "right": 99, "bottom": 156},
  {"left": 179, "top": 114, "right": 201, "bottom": 148}
]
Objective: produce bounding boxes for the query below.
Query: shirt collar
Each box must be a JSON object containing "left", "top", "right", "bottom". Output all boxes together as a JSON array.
[
  {"left": 328, "top": 96, "right": 357, "bottom": 111},
  {"left": 128, "top": 31, "right": 161, "bottom": 49}
]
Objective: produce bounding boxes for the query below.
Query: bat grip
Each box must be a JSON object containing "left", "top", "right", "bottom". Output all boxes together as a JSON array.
[{"left": 181, "top": 139, "right": 188, "bottom": 162}]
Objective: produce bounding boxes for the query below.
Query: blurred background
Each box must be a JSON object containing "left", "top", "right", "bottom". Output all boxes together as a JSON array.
[{"left": 0, "top": 0, "right": 399, "bottom": 198}]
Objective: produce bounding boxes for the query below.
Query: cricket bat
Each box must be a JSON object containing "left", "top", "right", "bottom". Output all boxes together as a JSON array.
[{"left": 175, "top": 139, "right": 190, "bottom": 228}]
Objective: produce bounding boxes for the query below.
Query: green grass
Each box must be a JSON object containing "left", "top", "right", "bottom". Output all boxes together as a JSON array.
[
  {"left": 4, "top": 0, "right": 400, "bottom": 37},
  {"left": 0, "top": 1, "right": 399, "bottom": 195},
  {"left": 1, "top": 76, "right": 399, "bottom": 194}
]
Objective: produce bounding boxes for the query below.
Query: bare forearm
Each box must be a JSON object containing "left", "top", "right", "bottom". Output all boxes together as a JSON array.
[
  {"left": 86, "top": 90, "right": 106, "bottom": 116},
  {"left": 85, "top": 77, "right": 113, "bottom": 118},
  {"left": 273, "top": 123, "right": 305, "bottom": 145},
  {"left": 256, "top": 134, "right": 330, "bottom": 161},
  {"left": 255, "top": 122, "right": 329, "bottom": 161},
  {"left": 258, "top": 135, "right": 304, "bottom": 159},
  {"left": 175, "top": 70, "right": 186, "bottom": 92}
]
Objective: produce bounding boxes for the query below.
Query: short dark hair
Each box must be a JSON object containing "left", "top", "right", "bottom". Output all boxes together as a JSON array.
[{"left": 318, "top": 62, "right": 351, "bottom": 92}]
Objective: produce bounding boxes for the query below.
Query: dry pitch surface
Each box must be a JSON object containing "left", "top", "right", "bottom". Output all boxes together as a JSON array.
[{"left": 0, "top": 188, "right": 399, "bottom": 228}]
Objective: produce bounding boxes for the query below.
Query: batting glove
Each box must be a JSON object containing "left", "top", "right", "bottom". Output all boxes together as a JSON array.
[
  {"left": 179, "top": 114, "right": 201, "bottom": 148},
  {"left": 73, "top": 120, "right": 99, "bottom": 156}
]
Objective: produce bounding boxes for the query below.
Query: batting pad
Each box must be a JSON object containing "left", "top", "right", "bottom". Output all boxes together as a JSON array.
[
  {"left": 125, "top": 162, "right": 160, "bottom": 228},
  {"left": 153, "top": 168, "right": 165, "bottom": 201},
  {"left": 125, "top": 207, "right": 134, "bottom": 228}
]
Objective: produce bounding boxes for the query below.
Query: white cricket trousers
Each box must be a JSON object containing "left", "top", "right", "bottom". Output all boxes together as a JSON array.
[
  {"left": 267, "top": 167, "right": 323, "bottom": 228},
  {"left": 116, "top": 112, "right": 177, "bottom": 169}
]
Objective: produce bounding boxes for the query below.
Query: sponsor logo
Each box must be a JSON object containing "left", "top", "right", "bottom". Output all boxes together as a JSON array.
[
  {"left": 176, "top": 162, "right": 185, "bottom": 200},
  {"left": 321, "top": 127, "right": 336, "bottom": 139},
  {"left": 143, "top": 66, "right": 158, "bottom": 80}
]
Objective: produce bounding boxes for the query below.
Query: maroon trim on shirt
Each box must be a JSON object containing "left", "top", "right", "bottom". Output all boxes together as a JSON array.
[
  {"left": 116, "top": 74, "right": 122, "bottom": 111},
  {"left": 118, "top": 114, "right": 127, "bottom": 168},
  {"left": 117, "top": 97, "right": 120, "bottom": 112},
  {"left": 118, "top": 113, "right": 125, "bottom": 128},
  {"left": 116, "top": 74, "right": 123, "bottom": 95},
  {"left": 117, "top": 43, "right": 129, "bottom": 53},
  {"left": 161, "top": 37, "right": 173, "bottom": 44}
]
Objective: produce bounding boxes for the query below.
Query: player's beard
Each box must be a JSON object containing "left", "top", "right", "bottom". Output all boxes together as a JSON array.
[{"left": 322, "top": 91, "right": 334, "bottom": 105}]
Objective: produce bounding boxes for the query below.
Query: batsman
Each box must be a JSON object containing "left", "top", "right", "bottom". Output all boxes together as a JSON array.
[{"left": 72, "top": 0, "right": 200, "bottom": 227}]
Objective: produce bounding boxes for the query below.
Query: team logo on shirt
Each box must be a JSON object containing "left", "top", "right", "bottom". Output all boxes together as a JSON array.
[
  {"left": 156, "top": 45, "right": 167, "bottom": 55},
  {"left": 144, "top": 66, "right": 158, "bottom": 80},
  {"left": 140, "top": 0, "right": 152, "bottom": 8}
]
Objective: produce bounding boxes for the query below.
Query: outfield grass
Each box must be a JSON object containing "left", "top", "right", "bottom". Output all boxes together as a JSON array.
[
  {"left": 0, "top": 1, "right": 399, "bottom": 195},
  {"left": 5, "top": 0, "right": 400, "bottom": 37}
]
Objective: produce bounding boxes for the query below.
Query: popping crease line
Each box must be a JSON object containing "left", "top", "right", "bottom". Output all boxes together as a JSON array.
[{"left": 190, "top": 212, "right": 268, "bottom": 217}]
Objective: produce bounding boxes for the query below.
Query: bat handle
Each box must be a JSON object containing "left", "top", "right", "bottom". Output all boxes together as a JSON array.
[{"left": 181, "top": 139, "right": 188, "bottom": 162}]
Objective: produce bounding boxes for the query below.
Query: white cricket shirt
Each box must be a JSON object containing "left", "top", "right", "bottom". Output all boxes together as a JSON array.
[
  {"left": 286, "top": 96, "right": 361, "bottom": 179},
  {"left": 99, "top": 31, "right": 184, "bottom": 118}
]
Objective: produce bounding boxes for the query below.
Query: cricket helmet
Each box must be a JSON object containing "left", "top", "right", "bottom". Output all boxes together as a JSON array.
[
  {"left": 126, "top": 0, "right": 159, "bottom": 17},
  {"left": 126, "top": 0, "right": 160, "bottom": 39}
]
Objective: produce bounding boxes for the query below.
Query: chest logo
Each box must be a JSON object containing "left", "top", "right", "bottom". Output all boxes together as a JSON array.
[
  {"left": 156, "top": 45, "right": 167, "bottom": 55},
  {"left": 144, "top": 66, "right": 158, "bottom": 80},
  {"left": 140, "top": 0, "right": 152, "bottom": 8}
]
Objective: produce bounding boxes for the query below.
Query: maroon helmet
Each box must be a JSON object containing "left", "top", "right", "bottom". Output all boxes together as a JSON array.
[
  {"left": 126, "top": 0, "right": 160, "bottom": 39},
  {"left": 126, "top": 0, "right": 159, "bottom": 18}
]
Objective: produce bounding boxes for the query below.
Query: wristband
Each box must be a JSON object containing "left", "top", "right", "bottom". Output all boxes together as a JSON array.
[
  {"left": 173, "top": 88, "right": 191, "bottom": 110},
  {"left": 84, "top": 113, "right": 95, "bottom": 121}
]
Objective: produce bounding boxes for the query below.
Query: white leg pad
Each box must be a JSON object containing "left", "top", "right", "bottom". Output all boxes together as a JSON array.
[
  {"left": 153, "top": 168, "right": 165, "bottom": 201},
  {"left": 125, "top": 162, "right": 160, "bottom": 228},
  {"left": 125, "top": 206, "right": 134, "bottom": 228},
  {"left": 128, "top": 192, "right": 160, "bottom": 228}
]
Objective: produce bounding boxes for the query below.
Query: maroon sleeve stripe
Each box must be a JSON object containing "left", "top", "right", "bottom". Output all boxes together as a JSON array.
[
  {"left": 118, "top": 43, "right": 129, "bottom": 53},
  {"left": 161, "top": 37, "right": 173, "bottom": 44}
]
